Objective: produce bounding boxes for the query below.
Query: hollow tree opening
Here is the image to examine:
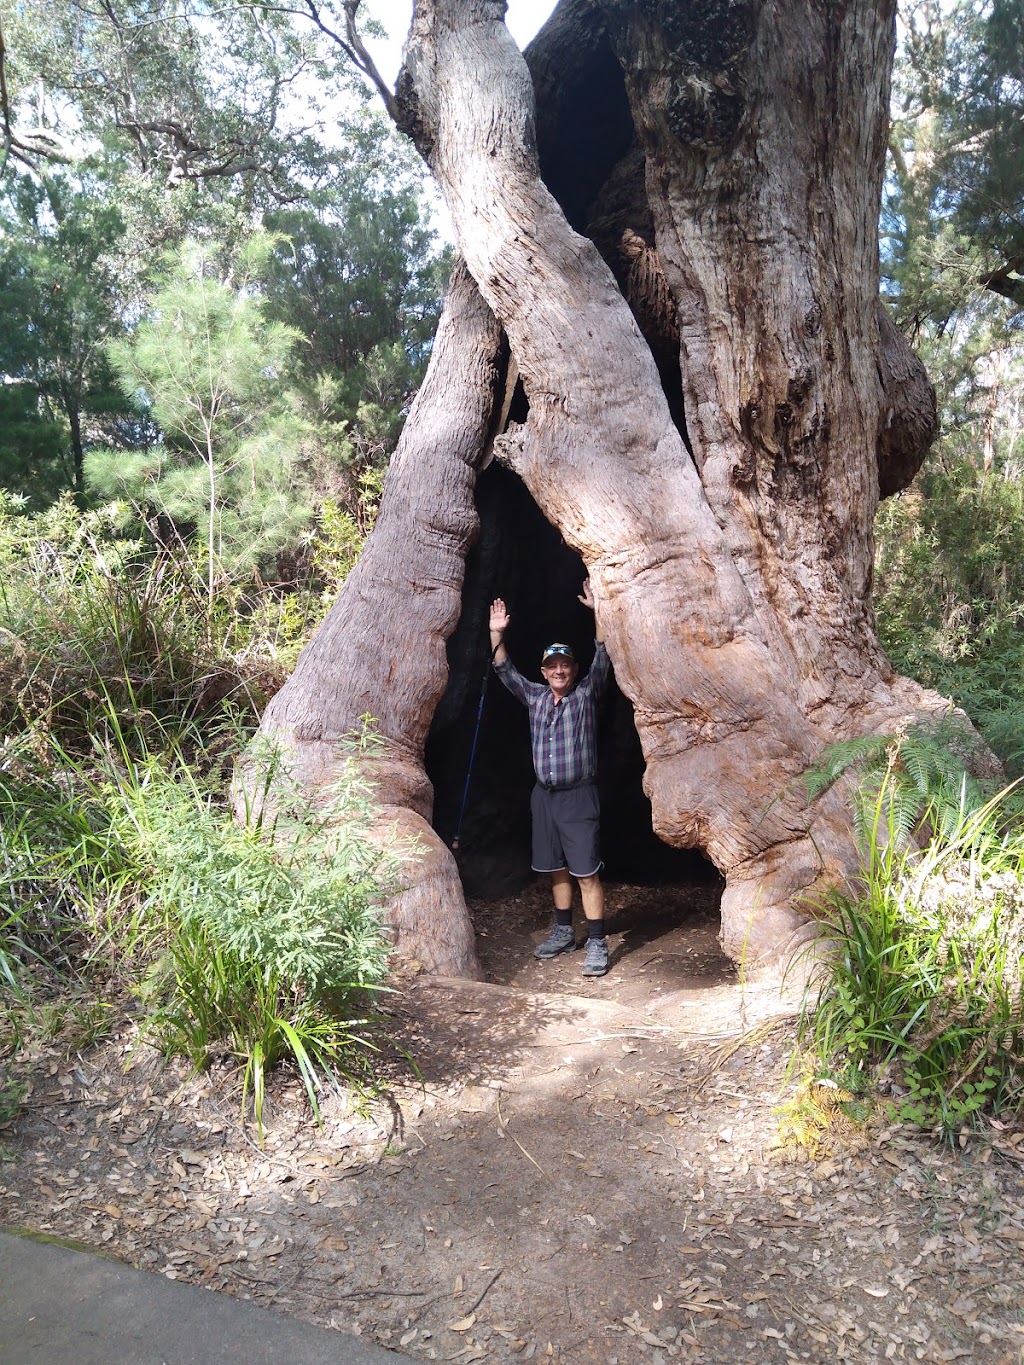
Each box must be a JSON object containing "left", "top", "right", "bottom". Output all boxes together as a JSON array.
[{"left": 426, "top": 462, "right": 719, "bottom": 899}]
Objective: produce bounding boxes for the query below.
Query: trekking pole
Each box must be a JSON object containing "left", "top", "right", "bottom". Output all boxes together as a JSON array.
[{"left": 451, "top": 649, "right": 496, "bottom": 852}]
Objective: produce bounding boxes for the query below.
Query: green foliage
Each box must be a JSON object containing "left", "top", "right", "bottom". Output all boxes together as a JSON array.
[
  {"left": 263, "top": 116, "right": 452, "bottom": 455},
  {"left": 801, "top": 768, "right": 1024, "bottom": 1135},
  {"left": 0, "top": 387, "right": 69, "bottom": 507},
  {"left": 0, "top": 0, "right": 351, "bottom": 200},
  {"left": 875, "top": 464, "right": 1024, "bottom": 775},
  {"left": 0, "top": 1066, "right": 28, "bottom": 1125},
  {"left": 99, "top": 233, "right": 316, "bottom": 592},
  {"left": 0, "top": 736, "right": 106, "bottom": 989},
  {"left": 0, "top": 495, "right": 392, "bottom": 1132},
  {"left": 0, "top": 168, "right": 132, "bottom": 496},
  {"left": 880, "top": 0, "right": 1024, "bottom": 711},
  {"left": 308, "top": 482, "right": 384, "bottom": 594},
  {"left": 256, "top": 118, "right": 453, "bottom": 519},
  {"left": 132, "top": 748, "right": 398, "bottom": 998},
  {"left": 0, "top": 491, "right": 278, "bottom": 749},
  {"left": 119, "top": 743, "right": 401, "bottom": 1131},
  {"left": 804, "top": 718, "right": 992, "bottom": 845},
  {"left": 886, "top": 0, "right": 1024, "bottom": 329},
  {"left": 2, "top": 0, "right": 451, "bottom": 522},
  {"left": 1, "top": 715, "right": 402, "bottom": 1132}
]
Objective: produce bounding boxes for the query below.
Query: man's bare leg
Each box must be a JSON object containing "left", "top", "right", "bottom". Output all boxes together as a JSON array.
[
  {"left": 578, "top": 873, "right": 605, "bottom": 921},
  {"left": 550, "top": 869, "right": 573, "bottom": 912}
]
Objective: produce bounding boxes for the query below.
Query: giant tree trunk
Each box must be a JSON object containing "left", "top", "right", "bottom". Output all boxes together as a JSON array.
[
  {"left": 251, "top": 0, "right": 945, "bottom": 974},
  {"left": 248, "top": 262, "right": 504, "bottom": 976}
]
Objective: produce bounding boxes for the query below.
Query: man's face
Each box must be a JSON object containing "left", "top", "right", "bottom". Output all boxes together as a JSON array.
[{"left": 541, "top": 656, "right": 578, "bottom": 698}]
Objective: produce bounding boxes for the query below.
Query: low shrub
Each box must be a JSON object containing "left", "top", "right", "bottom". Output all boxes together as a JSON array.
[
  {"left": 125, "top": 744, "right": 401, "bottom": 1128},
  {"left": 1, "top": 718, "right": 405, "bottom": 1134},
  {"left": 801, "top": 754, "right": 1024, "bottom": 1135}
]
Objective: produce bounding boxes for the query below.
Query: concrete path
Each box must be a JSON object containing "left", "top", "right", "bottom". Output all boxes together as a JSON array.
[{"left": 0, "top": 1228, "right": 414, "bottom": 1365}]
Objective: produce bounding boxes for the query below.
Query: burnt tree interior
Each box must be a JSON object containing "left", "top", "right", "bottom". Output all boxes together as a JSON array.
[{"left": 425, "top": 463, "right": 719, "bottom": 899}]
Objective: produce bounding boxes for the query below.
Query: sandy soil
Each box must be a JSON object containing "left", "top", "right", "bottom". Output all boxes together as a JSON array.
[{"left": 3, "top": 880, "right": 1024, "bottom": 1364}]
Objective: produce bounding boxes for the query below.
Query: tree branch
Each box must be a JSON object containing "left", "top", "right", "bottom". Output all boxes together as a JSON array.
[
  {"left": 978, "top": 255, "right": 1024, "bottom": 308},
  {"left": 341, "top": 0, "right": 398, "bottom": 122},
  {"left": 240, "top": 0, "right": 398, "bottom": 123},
  {"left": 0, "top": 15, "right": 80, "bottom": 176}
]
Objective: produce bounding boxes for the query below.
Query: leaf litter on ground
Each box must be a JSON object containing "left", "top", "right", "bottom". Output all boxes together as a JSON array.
[{"left": 3, "top": 967, "right": 1024, "bottom": 1364}]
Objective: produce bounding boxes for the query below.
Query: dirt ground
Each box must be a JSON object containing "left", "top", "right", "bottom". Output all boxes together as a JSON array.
[{"left": 3, "top": 879, "right": 1024, "bottom": 1364}]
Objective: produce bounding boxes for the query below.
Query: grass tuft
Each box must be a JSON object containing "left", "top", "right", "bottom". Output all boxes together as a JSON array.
[
  {"left": 800, "top": 746, "right": 1024, "bottom": 1136},
  {"left": 0, "top": 491, "right": 402, "bottom": 1136}
]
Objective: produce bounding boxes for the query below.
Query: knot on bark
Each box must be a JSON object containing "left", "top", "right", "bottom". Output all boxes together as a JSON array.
[
  {"left": 491, "top": 421, "right": 528, "bottom": 474},
  {"left": 395, "top": 64, "right": 435, "bottom": 162},
  {"left": 876, "top": 302, "right": 938, "bottom": 498}
]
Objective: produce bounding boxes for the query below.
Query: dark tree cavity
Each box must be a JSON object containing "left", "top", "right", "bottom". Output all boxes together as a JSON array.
[{"left": 427, "top": 461, "right": 716, "bottom": 899}]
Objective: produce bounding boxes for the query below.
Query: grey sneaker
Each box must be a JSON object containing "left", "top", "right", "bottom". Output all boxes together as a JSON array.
[
  {"left": 534, "top": 923, "right": 577, "bottom": 958},
  {"left": 582, "top": 936, "right": 609, "bottom": 977}
]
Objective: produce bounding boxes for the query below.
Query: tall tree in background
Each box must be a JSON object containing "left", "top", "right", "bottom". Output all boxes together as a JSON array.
[
  {"left": 0, "top": 170, "right": 129, "bottom": 497},
  {"left": 252, "top": 0, "right": 948, "bottom": 976},
  {"left": 0, "top": 0, "right": 450, "bottom": 523},
  {"left": 886, "top": 0, "right": 1023, "bottom": 320},
  {"left": 884, "top": 0, "right": 1023, "bottom": 451},
  {"left": 873, "top": 0, "right": 1024, "bottom": 776},
  {"left": 262, "top": 116, "right": 452, "bottom": 483},
  {"left": 96, "top": 234, "right": 312, "bottom": 597}
]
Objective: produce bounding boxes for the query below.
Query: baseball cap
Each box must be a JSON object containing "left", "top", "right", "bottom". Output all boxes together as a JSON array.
[{"left": 541, "top": 643, "right": 576, "bottom": 666}]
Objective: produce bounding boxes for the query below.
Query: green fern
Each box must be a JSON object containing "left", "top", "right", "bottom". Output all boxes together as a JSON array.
[
  {"left": 805, "top": 717, "right": 991, "bottom": 849},
  {"left": 803, "top": 735, "right": 891, "bottom": 801}
]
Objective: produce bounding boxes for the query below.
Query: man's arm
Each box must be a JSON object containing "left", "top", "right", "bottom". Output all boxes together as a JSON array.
[
  {"left": 577, "top": 578, "right": 602, "bottom": 642},
  {"left": 489, "top": 597, "right": 538, "bottom": 704},
  {"left": 489, "top": 597, "right": 511, "bottom": 665},
  {"left": 578, "top": 578, "right": 611, "bottom": 699}
]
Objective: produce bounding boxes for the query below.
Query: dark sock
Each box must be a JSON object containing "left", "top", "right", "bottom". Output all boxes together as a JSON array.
[
  {"left": 555, "top": 909, "right": 573, "bottom": 927},
  {"left": 586, "top": 918, "right": 606, "bottom": 940}
]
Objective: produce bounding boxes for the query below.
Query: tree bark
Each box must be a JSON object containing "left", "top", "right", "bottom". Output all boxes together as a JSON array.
[
  {"left": 254, "top": 0, "right": 951, "bottom": 974},
  {"left": 396, "top": 0, "right": 952, "bottom": 964},
  {"left": 244, "top": 262, "right": 505, "bottom": 977},
  {"left": 65, "top": 389, "right": 85, "bottom": 499}
]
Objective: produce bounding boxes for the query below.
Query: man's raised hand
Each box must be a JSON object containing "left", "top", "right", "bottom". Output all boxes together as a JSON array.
[
  {"left": 490, "top": 598, "right": 511, "bottom": 635},
  {"left": 578, "top": 579, "right": 595, "bottom": 611}
]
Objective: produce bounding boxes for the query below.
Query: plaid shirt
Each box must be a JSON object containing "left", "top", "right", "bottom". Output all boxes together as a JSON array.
[{"left": 494, "top": 643, "right": 610, "bottom": 787}]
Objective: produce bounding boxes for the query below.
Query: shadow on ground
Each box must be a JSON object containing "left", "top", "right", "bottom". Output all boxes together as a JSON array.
[{"left": 467, "top": 874, "right": 734, "bottom": 1008}]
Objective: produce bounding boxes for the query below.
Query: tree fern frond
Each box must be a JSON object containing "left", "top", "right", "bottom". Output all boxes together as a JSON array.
[
  {"left": 804, "top": 735, "right": 890, "bottom": 800},
  {"left": 809, "top": 719, "right": 995, "bottom": 853}
]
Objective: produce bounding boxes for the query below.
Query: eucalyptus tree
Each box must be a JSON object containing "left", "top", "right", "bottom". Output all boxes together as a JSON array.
[
  {"left": 247, "top": 0, "right": 956, "bottom": 977},
  {"left": 0, "top": 0, "right": 345, "bottom": 200}
]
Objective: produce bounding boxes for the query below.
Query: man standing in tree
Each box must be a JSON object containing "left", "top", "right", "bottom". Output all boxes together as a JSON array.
[{"left": 489, "top": 581, "right": 612, "bottom": 976}]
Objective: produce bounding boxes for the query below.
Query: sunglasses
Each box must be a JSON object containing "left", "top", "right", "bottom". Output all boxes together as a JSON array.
[{"left": 541, "top": 645, "right": 575, "bottom": 666}]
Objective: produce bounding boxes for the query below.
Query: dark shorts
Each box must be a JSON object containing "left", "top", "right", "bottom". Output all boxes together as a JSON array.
[{"left": 530, "top": 780, "right": 602, "bottom": 878}]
